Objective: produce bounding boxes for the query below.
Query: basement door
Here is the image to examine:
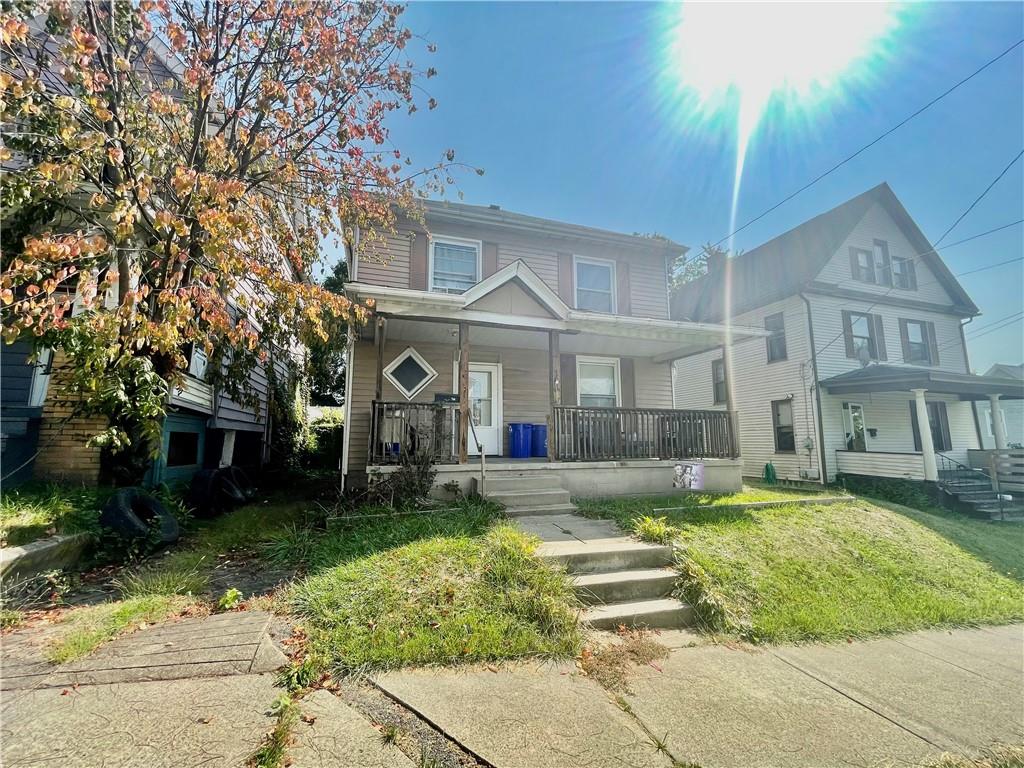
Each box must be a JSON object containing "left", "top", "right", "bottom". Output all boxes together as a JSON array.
[{"left": 464, "top": 362, "right": 503, "bottom": 456}]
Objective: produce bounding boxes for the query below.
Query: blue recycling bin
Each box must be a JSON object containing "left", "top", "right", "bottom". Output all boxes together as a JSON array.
[
  {"left": 531, "top": 424, "right": 548, "bottom": 457},
  {"left": 508, "top": 423, "right": 533, "bottom": 459}
]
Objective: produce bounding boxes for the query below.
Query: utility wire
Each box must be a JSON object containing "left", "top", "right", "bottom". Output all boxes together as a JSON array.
[
  {"left": 710, "top": 37, "right": 1024, "bottom": 250},
  {"left": 934, "top": 150, "right": 1024, "bottom": 246},
  {"left": 956, "top": 254, "right": 1023, "bottom": 277}
]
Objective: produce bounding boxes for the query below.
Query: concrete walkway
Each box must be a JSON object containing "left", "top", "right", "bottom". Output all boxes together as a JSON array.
[{"left": 375, "top": 624, "right": 1024, "bottom": 768}]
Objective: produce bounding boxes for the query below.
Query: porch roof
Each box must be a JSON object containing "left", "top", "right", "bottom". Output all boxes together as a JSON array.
[
  {"left": 346, "top": 261, "right": 767, "bottom": 361},
  {"left": 820, "top": 364, "right": 1024, "bottom": 400}
]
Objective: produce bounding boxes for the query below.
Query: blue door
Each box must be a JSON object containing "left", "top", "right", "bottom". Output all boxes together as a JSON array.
[{"left": 150, "top": 413, "right": 207, "bottom": 488}]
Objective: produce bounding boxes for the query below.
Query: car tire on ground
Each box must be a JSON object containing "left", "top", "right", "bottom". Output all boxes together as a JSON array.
[{"left": 99, "top": 488, "right": 180, "bottom": 544}]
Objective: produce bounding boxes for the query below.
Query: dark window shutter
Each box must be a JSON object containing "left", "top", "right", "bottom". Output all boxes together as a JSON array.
[
  {"left": 936, "top": 401, "right": 951, "bottom": 451},
  {"left": 842, "top": 311, "right": 855, "bottom": 358},
  {"left": 410, "top": 232, "right": 428, "bottom": 290},
  {"left": 874, "top": 240, "right": 892, "bottom": 287},
  {"left": 616, "top": 260, "right": 631, "bottom": 316},
  {"left": 872, "top": 314, "right": 887, "bottom": 360},
  {"left": 620, "top": 357, "right": 636, "bottom": 407},
  {"left": 926, "top": 321, "right": 940, "bottom": 366},
  {"left": 907, "top": 259, "right": 918, "bottom": 289},
  {"left": 848, "top": 248, "right": 860, "bottom": 281},
  {"left": 899, "top": 319, "right": 911, "bottom": 362},
  {"left": 482, "top": 242, "right": 499, "bottom": 278},
  {"left": 559, "top": 354, "right": 577, "bottom": 405},
  {"left": 909, "top": 401, "right": 922, "bottom": 452},
  {"left": 557, "top": 252, "right": 574, "bottom": 307}
]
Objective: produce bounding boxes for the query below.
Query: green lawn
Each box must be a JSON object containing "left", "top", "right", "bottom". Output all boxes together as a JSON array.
[
  {"left": 580, "top": 489, "right": 1024, "bottom": 643},
  {"left": 0, "top": 483, "right": 109, "bottom": 547},
  {"left": 286, "top": 505, "right": 582, "bottom": 674}
]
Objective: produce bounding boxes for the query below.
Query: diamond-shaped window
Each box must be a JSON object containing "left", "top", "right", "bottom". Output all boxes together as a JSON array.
[{"left": 383, "top": 347, "right": 438, "bottom": 400}]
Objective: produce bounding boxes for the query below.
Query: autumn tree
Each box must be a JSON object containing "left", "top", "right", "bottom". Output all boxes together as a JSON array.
[
  {"left": 669, "top": 241, "right": 742, "bottom": 292},
  {"left": 1, "top": 1, "right": 465, "bottom": 480}
]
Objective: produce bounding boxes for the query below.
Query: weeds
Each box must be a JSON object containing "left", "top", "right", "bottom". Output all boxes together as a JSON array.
[
  {"left": 631, "top": 515, "right": 679, "bottom": 545},
  {"left": 217, "top": 587, "right": 243, "bottom": 612},
  {"left": 927, "top": 743, "right": 1024, "bottom": 768},
  {"left": 114, "top": 552, "right": 209, "bottom": 598},
  {"left": 379, "top": 723, "right": 401, "bottom": 747},
  {"left": 579, "top": 629, "right": 669, "bottom": 692},
  {"left": 249, "top": 694, "right": 298, "bottom": 768},
  {"left": 1, "top": 609, "right": 23, "bottom": 630},
  {"left": 276, "top": 657, "right": 319, "bottom": 693},
  {"left": 0, "top": 483, "right": 107, "bottom": 547}
]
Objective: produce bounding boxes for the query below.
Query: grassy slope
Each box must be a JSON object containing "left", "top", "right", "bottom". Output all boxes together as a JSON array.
[
  {"left": 0, "top": 484, "right": 109, "bottom": 547},
  {"left": 579, "top": 489, "right": 1024, "bottom": 643},
  {"left": 287, "top": 510, "right": 582, "bottom": 673}
]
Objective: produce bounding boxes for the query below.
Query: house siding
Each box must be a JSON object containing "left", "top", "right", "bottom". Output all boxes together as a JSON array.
[
  {"left": 356, "top": 232, "right": 413, "bottom": 288},
  {"left": 816, "top": 200, "right": 955, "bottom": 305},
  {"left": 977, "top": 399, "right": 1024, "bottom": 448},
  {"left": 673, "top": 296, "right": 820, "bottom": 480}
]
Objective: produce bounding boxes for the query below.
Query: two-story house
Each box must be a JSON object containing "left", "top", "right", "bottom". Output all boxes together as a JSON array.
[
  {"left": 341, "top": 201, "right": 763, "bottom": 501},
  {"left": 671, "top": 183, "right": 1023, "bottom": 494}
]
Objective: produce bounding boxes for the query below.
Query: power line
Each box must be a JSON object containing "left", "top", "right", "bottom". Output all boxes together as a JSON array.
[
  {"left": 710, "top": 37, "right": 1024, "bottom": 250},
  {"left": 966, "top": 311, "right": 1024, "bottom": 337},
  {"left": 934, "top": 150, "right": 1024, "bottom": 246},
  {"left": 933, "top": 311, "right": 1023, "bottom": 353},
  {"left": 957, "top": 255, "right": 1023, "bottom": 277},
  {"left": 813, "top": 147, "right": 1024, "bottom": 359}
]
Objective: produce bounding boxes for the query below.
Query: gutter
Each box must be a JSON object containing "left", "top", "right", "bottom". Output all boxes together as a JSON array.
[{"left": 800, "top": 293, "right": 828, "bottom": 485}]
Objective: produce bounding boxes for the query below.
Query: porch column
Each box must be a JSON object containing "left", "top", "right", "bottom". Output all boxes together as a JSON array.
[
  {"left": 547, "top": 330, "right": 560, "bottom": 461},
  {"left": 219, "top": 429, "right": 236, "bottom": 468},
  {"left": 373, "top": 317, "right": 387, "bottom": 401},
  {"left": 912, "top": 388, "right": 938, "bottom": 481},
  {"left": 458, "top": 322, "right": 469, "bottom": 464},
  {"left": 989, "top": 394, "right": 1008, "bottom": 450}
]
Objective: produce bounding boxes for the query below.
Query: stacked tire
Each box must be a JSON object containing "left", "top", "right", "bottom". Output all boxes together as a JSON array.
[
  {"left": 99, "top": 488, "right": 180, "bottom": 544},
  {"left": 187, "top": 466, "right": 256, "bottom": 518}
]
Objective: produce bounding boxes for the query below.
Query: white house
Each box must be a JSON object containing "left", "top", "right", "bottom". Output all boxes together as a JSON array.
[
  {"left": 671, "top": 183, "right": 1024, "bottom": 487},
  {"left": 977, "top": 364, "right": 1024, "bottom": 449}
]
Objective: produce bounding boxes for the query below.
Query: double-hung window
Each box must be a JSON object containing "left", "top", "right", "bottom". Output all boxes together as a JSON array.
[
  {"left": 577, "top": 356, "right": 620, "bottom": 408},
  {"left": 898, "top": 318, "right": 938, "bottom": 366},
  {"left": 842, "top": 310, "right": 885, "bottom": 361},
  {"left": 430, "top": 237, "right": 480, "bottom": 294},
  {"left": 891, "top": 256, "right": 916, "bottom": 290},
  {"left": 574, "top": 256, "right": 616, "bottom": 313},
  {"left": 850, "top": 247, "right": 875, "bottom": 283},
  {"left": 764, "top": 312, "right": 787, "bottom": 362}
]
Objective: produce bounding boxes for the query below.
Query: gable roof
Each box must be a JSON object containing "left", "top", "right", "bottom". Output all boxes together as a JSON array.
[
  {"left": 672, "top": 183, "right": 979, "bottom": 322},
  {"left": 461, "top": 259, "right": 568, "bottom": 320},
  {"left": 984, "top": 363, "right": 1024, "bottom": 380}
]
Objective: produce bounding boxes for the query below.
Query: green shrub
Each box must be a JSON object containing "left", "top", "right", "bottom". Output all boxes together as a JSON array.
[
  {"left": 836, "top": 474, "right": 938, "bottom": 511},
  {"left": 631, "top": 515, "right": 678, "bottom": 544}
]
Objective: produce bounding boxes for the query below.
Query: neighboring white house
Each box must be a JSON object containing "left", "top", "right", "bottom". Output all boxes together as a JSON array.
[
  {"left": 977, "top": 364, "right": 1024, "bottom": 449},
  {"left": 671, "top": 183, "right": 1024, "bottom": 484}
]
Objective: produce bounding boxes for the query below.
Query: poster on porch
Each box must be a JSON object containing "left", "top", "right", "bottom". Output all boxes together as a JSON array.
[{"left": 673, "top": 462, "right": 704, "bottom": 490}]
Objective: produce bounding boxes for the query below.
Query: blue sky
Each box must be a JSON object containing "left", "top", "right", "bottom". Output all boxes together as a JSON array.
[{"left": 383, "top": 1, "right": 1023, "bottom": 372}]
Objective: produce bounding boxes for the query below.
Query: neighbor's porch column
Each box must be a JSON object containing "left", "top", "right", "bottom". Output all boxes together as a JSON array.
[
  {"left": 912, "top": 388, "right": 938, "bottom": 481},
  {"left": 458, "top": 322, "right": 469, "bottom": 464},
  {"left": 547, "top": 330, "right": 560, "bottom": 461},
  {"left": 219, "top": 429, "right": 236, "bottom": 468},
  {"left": 989, "top": 394, "right": 1008, "bottom": 450}
]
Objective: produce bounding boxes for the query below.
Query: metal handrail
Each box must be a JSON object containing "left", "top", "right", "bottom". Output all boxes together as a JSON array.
[
  {"left": 936, "top": 452, "right": 1003, "bottom": 520},
  {"left": 467, "top": 413, "right": 486, "bottom": 497}
]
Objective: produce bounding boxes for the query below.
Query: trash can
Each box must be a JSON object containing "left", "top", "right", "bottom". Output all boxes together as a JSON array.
[
  {"left": 508, "top": 423, "right": 533, "bottom": 459},
  {"left": 531, "top": 424, "right": 548, "bottom": 457}
]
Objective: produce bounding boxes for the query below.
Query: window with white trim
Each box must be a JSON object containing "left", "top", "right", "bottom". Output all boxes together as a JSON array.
[
  {"left": 188, "top": 344, "right": 209, "bottom": 380},
  {"left": 574, "top": 256, "right": 616, "bottom": 313},
  {"left": 430, "top": 237, "right": 480, "bottom": 294},
  {"left": 383, "top": 346, "right": 438, "bottom": 400},
  {"left": 576, "top": 356, "right": 620, "bottom": 408},
  {"left": 985, "top": 408, "right": 1007, "bottom": 439}
]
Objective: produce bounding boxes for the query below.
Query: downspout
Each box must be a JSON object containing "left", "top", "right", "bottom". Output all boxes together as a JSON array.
[
  {"left": 960, "top": 315, "right": 984, "bottom": 448},
  {"left": 800, "top": 293, "right": 828, "bottom": 485}
]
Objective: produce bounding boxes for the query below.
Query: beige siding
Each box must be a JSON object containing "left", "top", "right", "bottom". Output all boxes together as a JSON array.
[
  {"left": 673, "top": 296, "right": 821, "bottom": 481},
  {"left": 626, "top": 252, "right": 670, "bottom": 320},
  {"left": 977, "top": 399, "right": 1024, "bottom": 448},
  {"left": 497, "top": 243, "right": 559, "bottom": 288},
  {"left": 356, "top": 233, "right": 413, "bottom": 288},
  {"left": 634, "top": 358, "right": 674, "bottom": 408},
  {"left": 834, "top": 450, "right": 926, "bottom": 479},
  {"left": 806, "top": 294, "right": 970, "bottom": 378},
  {"left": 816, "top": 201, "right": 955, "bottom": 305}
]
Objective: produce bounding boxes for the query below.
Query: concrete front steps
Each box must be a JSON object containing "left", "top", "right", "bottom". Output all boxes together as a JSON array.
[
  {"left": 516, "top": 513, "right": 693, "bottom": 631},
  {"left": 479, "top": 473, "right": 577, "bottom": 517}
]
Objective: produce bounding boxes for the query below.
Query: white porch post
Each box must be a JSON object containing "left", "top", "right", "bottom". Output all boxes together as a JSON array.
[
  {"left": 219, "top": 429, "right": 237, "bottom": 467},
  {"left": 989, "top": 394, "right": 1008, "bottom": 450},
  {"left": 912, "top": 388, "right": 938, "bottom": 481}
]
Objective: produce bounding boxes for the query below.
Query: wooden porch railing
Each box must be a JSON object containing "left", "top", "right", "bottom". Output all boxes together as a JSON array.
[
  {"left": 369, "top": 401, "right": 456, "bottom": 465},
  {"left": 552, "top": 406, "right": 737, "bottom": 462}
]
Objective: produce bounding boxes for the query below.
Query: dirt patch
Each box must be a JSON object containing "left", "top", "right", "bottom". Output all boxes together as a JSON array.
[{"left": 578, "top": 628, "right": 670, "bottom": 692}]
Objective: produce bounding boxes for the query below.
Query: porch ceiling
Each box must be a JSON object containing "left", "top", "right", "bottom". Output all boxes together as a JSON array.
[
  {"left": 347, "top": 280, "right": 767, "bottom": 360},
  {"left": 820, "top": 365, "right": 1024, "bottom": 400}
]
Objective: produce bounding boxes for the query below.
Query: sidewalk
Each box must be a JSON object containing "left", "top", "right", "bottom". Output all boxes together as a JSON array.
[{"left": 374, "top": 623, "right": 1024, "bottom": 768}]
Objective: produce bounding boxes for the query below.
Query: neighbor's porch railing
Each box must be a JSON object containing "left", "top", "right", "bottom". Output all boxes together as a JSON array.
[
  {"left": 369, "top": 401, "right": 456, "bottom": 465},
  {"left": 552, "top": 406, "right": 737, "bottom": 462}
]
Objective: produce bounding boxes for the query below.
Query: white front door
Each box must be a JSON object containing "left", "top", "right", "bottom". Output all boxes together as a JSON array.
[{"left": 463, "top": 362, "right": 502, "bottom": 456}]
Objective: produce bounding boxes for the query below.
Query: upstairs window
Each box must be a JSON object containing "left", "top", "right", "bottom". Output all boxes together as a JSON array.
[
  {"left": 850, "top": 247, "right": 875, "bottom": 283},
  {"left": 712, "top": 358, "right": 727, "bottom": 405},
  {"left": 842, "top": 311, "right": 886, "bottom": 361},
  {"left": 187, "top": 344, "right": 208, "bottom": 380},
  {"left": 430, "top": 237, "right": 480, "bottom": 294},
  {"left": 849, "top": 240, "right": 897, "bottom": 287},
  {"left": 764, "top": 312, "right": 787, "bottom": 362},
  {"left": 574, "top": 256, "right": 616, "bottom": 313},
  {"left": 891, "top": 256, "right": 916, "bottom": 290},
  {"left": 899, "top": 319, "right": 938, "bottom": 366}
]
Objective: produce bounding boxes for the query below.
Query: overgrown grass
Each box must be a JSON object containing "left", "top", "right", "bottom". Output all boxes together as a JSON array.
[
  {"left": 248, "top": 694, "right": 298, "bottom": 768},
  {"left": 582, "top": 492, "right": 1024, "bottom": 643},
  {"left": 288, "top": 515, "right": 582, "bottom": 673},
  {"left": 1, "top": 608, "right": 24, "bottom": 630},
  {"left": 927, "top": 743, "right": 1024, "bottom": 768},
  {"left": 631, "top": 515, "right": 679, "bottom": 544},
  {"left": 45, "top": 595, "right": 199, "bottom": 663},
  {"left": 0, "top": 483, "right": 109, "bottom": 547}
]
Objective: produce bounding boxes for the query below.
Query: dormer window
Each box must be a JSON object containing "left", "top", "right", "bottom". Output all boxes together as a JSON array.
[
  {"left": 891, "top": 256, "right": 916, "bottom": 290},
  {"left": 430, "top": 236, "right": 481, "bottom": 294},
  {"left": 574, "top": 256, "right": 616, "bottom": 313}
]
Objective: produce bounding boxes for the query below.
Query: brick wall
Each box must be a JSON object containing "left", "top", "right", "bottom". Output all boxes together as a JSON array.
[{"left": 33, "top": 351, "right": 106, "bottom": 485}]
